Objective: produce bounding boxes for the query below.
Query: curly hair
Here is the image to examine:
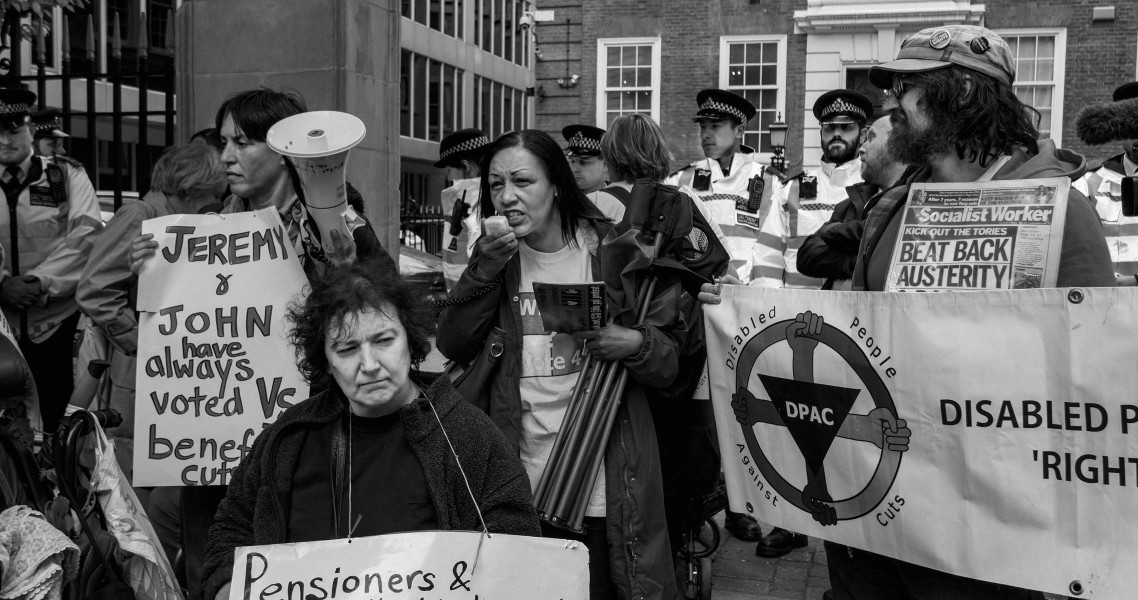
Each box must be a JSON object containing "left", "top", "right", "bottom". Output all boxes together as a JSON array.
[
  {"left": 478, "top": 129, "right": 608, "bottom": 247},
  {"left": 286, "top": 260, "right": 432, "bottom": 387},
  {"left": 911, "top": 66, "right": 1040, "bottom": 167},
  {"left": 602, "top": 113, "right": 674, "bottom": 183}
]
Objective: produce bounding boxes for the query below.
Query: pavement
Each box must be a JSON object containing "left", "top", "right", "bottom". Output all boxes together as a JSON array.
[
  {"left": 704, "top": 515, "right": 1065, "bottom": 600},
  {"left": 705, "top": 516, "right": 830, "bottom": 600}
]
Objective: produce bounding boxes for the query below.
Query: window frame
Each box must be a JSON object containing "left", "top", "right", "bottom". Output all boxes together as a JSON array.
[
  {"left": 718, "top": 34, "right": 787, "bottom": 163},
  {"left": 594, "top": 36, "right": 662, "bottom": 127},
  {"left": 995, "top": 27, "right": 1066, "bottom": 145}
]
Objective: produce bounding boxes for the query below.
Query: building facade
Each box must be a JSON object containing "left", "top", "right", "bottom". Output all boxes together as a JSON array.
[
  {"left": 533, "top": 0, "right": 1138, "bottom": 171},
  {"left": 398, "top": 0, "right": 535, "bottom": 227}
]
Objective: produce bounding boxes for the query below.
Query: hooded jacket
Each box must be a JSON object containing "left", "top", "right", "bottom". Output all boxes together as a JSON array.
[
  {"left": 436, "top": 218, "right": 686, "bottom": 600},
  {"left": 201, "top": 374, "right": 540, "bottom": 600},
  {"left": 854, "top": 140, "right": 1115, "bottom": 291}
]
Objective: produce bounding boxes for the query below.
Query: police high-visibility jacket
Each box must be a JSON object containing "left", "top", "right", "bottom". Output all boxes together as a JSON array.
[
  {"left": 1073, "top": 153, "right": 1138, "bottom": 275},
  {"left": 440, "top": 177, "right": 482, "bottom": 291},
  {"left": 752, "top": 157, "right": 862, "bottom": 289},
  {"left": 665, "top": 152, "right": 773, "bottom": 283},
  {"left": 0, "top": 155, "right": 101, "bottom": 343}
]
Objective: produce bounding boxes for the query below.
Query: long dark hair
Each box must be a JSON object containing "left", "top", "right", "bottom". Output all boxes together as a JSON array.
[
  {"left": 914, "top": 66, "right": 1040, "bottom": 167},
  {"left": 478, "top": 129, "right": 608, "bottom": 246}
]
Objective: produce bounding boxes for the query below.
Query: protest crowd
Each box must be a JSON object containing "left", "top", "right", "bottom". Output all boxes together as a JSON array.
[{"left": 1, "top": 20, "right": 1136, "bottom": 600}]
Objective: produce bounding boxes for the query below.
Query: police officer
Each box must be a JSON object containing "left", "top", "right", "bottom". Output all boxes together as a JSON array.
[
  {"left": 666, "top": 89, "right": 773, "bottom": 286},
  {"left": 31, "top": 109, "right": 70, "bottom": 160},
  {"left": 436, "top": 128, "right": 491, "bottom": 291},
  {"left": 0, "top": 88, "right": 102, "bottom": 434},
  {"left": 1073, "top": 81, "right": 1138, "bottom": 285},
  {"left": 563, "top": 124, "right": 608, "bottom": 195},
  {"left": 752, "top": 89, "right": 872, "bottom": 290}
]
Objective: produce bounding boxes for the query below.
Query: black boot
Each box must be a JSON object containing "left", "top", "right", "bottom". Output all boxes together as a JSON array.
[
  {"left": 754, "top": 527, "right": 808, "bottom": 558},
  {"left": 724, "top": 511, "right": 763, "bottom": 541}
]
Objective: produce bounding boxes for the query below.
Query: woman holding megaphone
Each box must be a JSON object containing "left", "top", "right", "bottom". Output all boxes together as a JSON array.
[{"left": 129, "top": 88, "right": 397, "bottom": 278}]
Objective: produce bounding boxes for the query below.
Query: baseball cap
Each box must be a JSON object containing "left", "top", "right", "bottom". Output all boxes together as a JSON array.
[{"left": 868, "top": 25, "right": 1016, "bottom": 89}]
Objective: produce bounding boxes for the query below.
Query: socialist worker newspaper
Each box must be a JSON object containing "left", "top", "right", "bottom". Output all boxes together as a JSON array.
[{"left": 885, "top": 178, "right": 1069, "bottom": 291}]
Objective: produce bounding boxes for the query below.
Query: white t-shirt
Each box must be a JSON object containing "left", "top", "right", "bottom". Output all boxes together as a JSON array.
[{"left": 516, "top": 229, "right": 606, "bottom": 517}]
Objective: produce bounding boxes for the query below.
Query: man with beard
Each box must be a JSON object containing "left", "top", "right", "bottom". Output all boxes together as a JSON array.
[
  {"left": 798, "top": 116, "right": 909, "bottom": 289},
  {"left": 752, "top": 89, "right": 872, "bottom": 290},
  {"left": 830, "top": 25, "right": 1112, "bottom": 599},
  {"left": 1073, "top": 81, "right": 1138, "bottom": 285}
]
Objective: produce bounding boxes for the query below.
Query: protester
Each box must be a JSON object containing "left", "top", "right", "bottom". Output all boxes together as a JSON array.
[
  {"left": 203, "top": 262, "right": 539, "bottom": 600},
  {"left": 0, "top": 87, "right": 101, "bottom": 435},
  {"left": 798, "top": 115, "right": 909, "bottom": 288},
  {"left": 437, "top": 128, "right": 491, "bottom": 290},
  {"left": 436, "top": 129, "right": 686, "bottom": 599},
  {"left": 76, "top": 144, "right": 227, "bottom": 480},
  {"left": 595, "top": 113, "right": 727, "bottom": 562},
  {"left": 822, "top": 24, "right": 1111, "bottom": 599},
  {"left": 664, "top": 88, "right": 766, "bottom": 542},
  {"left": 1073, "top": 81, "right": 1138, "bottom": 285},
  {"left": 563, "top": 124, "right": 609, "bottom": 194},
  {"left": 752, "top": 89, "right": 872, "bottom": 291}
]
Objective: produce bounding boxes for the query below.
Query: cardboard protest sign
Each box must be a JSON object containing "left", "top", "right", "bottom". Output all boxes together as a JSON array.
[
  {"left": 229, "top": 531, "right": 588, "bottom": 600},
  {"left": 704, "top": 285, "right": 1138, "bottom": 598},
  {"left": 134, "top": 211, "right": 309, "bottom": 486}
]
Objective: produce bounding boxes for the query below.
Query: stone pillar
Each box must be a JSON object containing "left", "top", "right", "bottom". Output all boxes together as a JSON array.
[{"left": 176, "top": 0, "right": 401, "bottom": 257}]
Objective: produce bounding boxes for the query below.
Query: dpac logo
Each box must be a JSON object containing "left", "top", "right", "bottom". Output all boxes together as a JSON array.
[{"left": 732, "top": 311, "right": 910, "bottom": 525}]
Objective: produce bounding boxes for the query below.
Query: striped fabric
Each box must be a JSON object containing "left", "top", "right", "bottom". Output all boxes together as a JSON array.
[{"left": 751, "top": 158, "right": 862, "bottom": 289}]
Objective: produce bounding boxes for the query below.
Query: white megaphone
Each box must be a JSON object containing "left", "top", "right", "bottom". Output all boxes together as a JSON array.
[{"left": 266, "top": 111, "right": 366, "bottom": 262}]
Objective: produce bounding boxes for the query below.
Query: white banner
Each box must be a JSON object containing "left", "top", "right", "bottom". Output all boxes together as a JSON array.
[
  {"left": 134, "top": 211, "right": 309, "bottom": 486},
  {"left": 229, "top": 531, "right": 589, "bottom": 600},
  {"left": 704, "top": 285, "right": 1138, "bottom": 598}
]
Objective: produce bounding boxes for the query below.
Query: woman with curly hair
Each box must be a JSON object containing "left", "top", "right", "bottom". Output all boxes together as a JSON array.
[{"left": 202, "top": 262, "right": 539, "bottom": 600}]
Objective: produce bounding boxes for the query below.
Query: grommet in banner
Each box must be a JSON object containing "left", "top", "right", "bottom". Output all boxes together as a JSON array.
[
  {"left": 1068, "top": 580, "right": 1084, "bottom": 596},
  {"left": 746, "top": 502, "right": 754, "bottom": 513},
  {"left": 1067, "top": 289, "right": 1085, "bottom": 304}
]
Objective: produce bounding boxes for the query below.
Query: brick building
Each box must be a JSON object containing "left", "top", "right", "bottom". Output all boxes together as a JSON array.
[{"left": 532, "top": 0, "right": 1137, "bottom": 171}]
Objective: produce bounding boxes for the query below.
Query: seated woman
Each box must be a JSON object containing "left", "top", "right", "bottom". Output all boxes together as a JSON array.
[
  {"left": 202, "top": 262, "right": 539, "bottom": 600},
  {"left": 436, "top": 129, "right": 690, "bottom": 600},
  {"left": 77, "top": 143, "right": 228, "bottom": 480}
]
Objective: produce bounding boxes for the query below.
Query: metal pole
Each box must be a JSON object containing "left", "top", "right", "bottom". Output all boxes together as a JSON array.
[
  {"left": 137, "top": 10, "right": 149, "bottom": 192},
  {"left": 111, "top": 12, "right": 122, "bottom": 209}
]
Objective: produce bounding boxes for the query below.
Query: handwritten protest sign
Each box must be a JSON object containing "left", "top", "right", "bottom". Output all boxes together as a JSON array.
[
  {"left": 704, "top": 285, "right": 1138, "bottom": 598},
  {"left": 229, "top": 531, "right": 588, "bottom": 600},
  {"left": 886, "top": 178, "right": 1068, "bottom": 291},
  {"left": 134, "top": 211, "right": 309, "bottom": 486}
]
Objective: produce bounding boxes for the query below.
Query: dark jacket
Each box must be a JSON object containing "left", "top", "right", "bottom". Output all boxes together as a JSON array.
[
  {"left": 854, "top": 140, "right": 1115, "bottom": 291},
  {"left": 436, "top": 219, "right": 684, "bottom": 600},
  {"left": 797, "top": 182, "right": 880, "bottom": 289},
  {"left": 201, "top": 375, "right": 540, "bottom": 600}
]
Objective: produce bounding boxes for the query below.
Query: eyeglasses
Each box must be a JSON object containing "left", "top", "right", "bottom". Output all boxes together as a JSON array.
[{"left": 887, "top": 75, "right": 913, "bottom": 99}]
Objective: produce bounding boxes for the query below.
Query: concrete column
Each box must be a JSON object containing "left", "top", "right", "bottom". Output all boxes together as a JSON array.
[{"left": 176, "top": 0, "right": 401, "bottom": 256}]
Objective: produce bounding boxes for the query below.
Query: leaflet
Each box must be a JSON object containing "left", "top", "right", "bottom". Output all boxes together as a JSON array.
[
  {"left": 533, "top": 282, "right": 606, "bottom": 333},
  {"left": 886, "top": 178, "right": 1068, "bottom": 291}
]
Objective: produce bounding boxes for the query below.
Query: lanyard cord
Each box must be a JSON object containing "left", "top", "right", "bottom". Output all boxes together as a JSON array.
[{"left": 427, "top": 399, "right": 490, "bottom": 538}]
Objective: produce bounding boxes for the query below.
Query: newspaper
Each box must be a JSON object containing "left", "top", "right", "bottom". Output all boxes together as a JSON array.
[
  {"left": 885, "top": 178, "right": 1069, "bottom": 291},
  {"left": 533, "top": 282, "right": 606, "bottom": 333}
]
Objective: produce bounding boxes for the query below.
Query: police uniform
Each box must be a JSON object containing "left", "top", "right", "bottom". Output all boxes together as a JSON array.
[
  {"left": 0, "top": 88, "right": 102, "bottom": 431},
  {"left": 31, "top": 108, "right": 82, "bottom": 167},
  {"left": 436, "top": 129, "right": 491, "bottom": 291},
  {"left": 752, "top": 89, "right": 871, "bottom": 289},
  {"left": 563, "top": 124, "right": 608, "bottom": 196},
  {"left": 665, "top": 89, "right": 772, "bottom": 283},
  {"left": 1073, "top": 81, "right": 1138, "bottom": 276}
]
